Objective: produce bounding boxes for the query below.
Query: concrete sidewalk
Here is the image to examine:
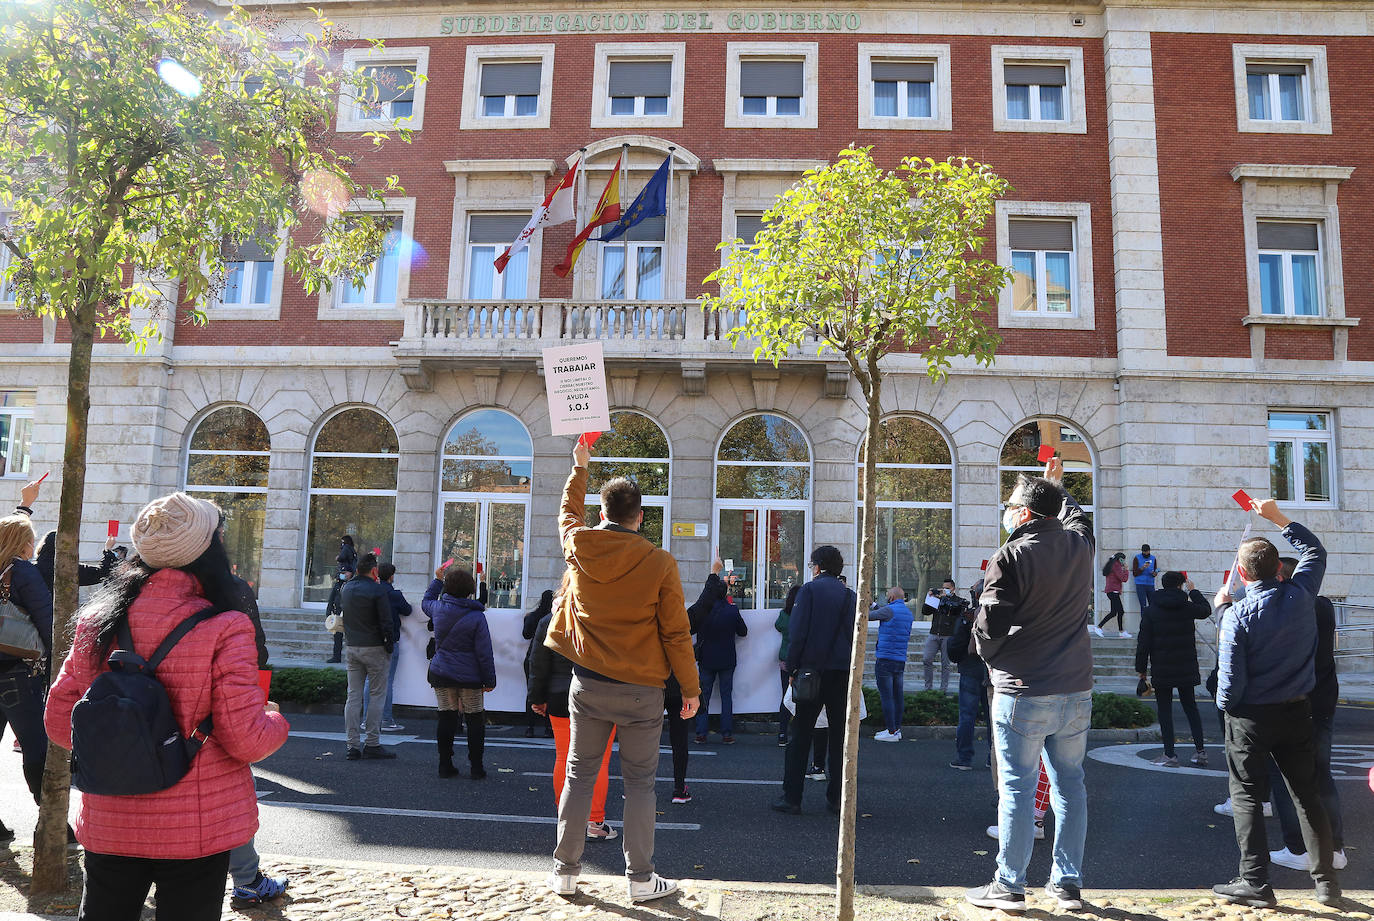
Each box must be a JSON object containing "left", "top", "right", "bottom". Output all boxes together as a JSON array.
[{"left": 1, "top": 851, "right": 1369, "bottom": 921}]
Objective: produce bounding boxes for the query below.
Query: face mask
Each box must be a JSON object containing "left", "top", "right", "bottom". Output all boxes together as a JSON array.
[{"left": 1002, "top": 506, "right": 1023, "bottom": 535}]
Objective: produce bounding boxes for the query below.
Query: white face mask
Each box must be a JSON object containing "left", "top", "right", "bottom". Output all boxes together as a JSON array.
[{"left": 1002, "top": 505, "right": 1023, "bottom": 535}]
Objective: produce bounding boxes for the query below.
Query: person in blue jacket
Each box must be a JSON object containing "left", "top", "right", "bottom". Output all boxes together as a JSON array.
[
  {"left": 868, "top": 586, "right": 915, "bottom": 741},
  {"left": 1211, "top": 497, "right": 1338, "bottom": 909},
  {"left": 375, "top": 562, "right": 412, "bottom": 731},
  {"left": 423, "top": 565, "right": 495, "bottom": 779},
  {"left": 692, "top": 558, "right": 748, "bottom": 744}
]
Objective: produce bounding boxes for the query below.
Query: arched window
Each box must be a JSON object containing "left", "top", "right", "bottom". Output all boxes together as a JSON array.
[
  {"left": 438, "top": 409, "right": 532, "bottom": 610},
  {"left": 304, "top": 408, "right": 399, "bottom": 604},
  {"left": 184, "top": 406, "right": 270, "bottom": 593},
  {"left": 999, "top": 419, "right": 1095, "bottom": 541},
  {"left": 714, "top": 414, "right": 812, "bottom": 612},
  {"left": 857, "top": 416, "right": 954, "bottom": 603},
  {"left": 583, "top": 411, "right": 671, "bottom": 548}
]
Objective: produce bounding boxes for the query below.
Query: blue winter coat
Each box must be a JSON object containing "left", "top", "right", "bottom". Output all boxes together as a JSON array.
[
  {"left": 422, "top": 579, "right": 495, "bottom": 688},
  {"left": 0, "top": 557, "right": 53, "bottom": 667},
  {"left": 696, "top": 597, "right": 747, "bottom": 671},
  {"left": 869, "top": 599, "right": 915, "bottom": 662},
  {"left": 784, "top": 574, "right": 856, "bottom": 674}
]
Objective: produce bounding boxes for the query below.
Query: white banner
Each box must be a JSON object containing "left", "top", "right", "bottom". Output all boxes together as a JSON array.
[{"left": 542, "top": 342, "right": 611, "bottom": 437}]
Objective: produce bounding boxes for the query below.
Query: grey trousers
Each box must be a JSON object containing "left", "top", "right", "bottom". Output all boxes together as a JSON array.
[
  {"left": 553, "top": 675, "right": 664, "bottom": 882},
  {"left": 923, "top": 634, "right": 951, "bottom": 692},
  {"left": 345, "top": 645, "right": 391, "bottom": 748}
]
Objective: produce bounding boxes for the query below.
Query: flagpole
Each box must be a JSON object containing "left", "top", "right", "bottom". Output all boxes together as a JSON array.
[
  {"left": 620, "top": 143, "right": 630, "bottom": 301},
  {"left": 575, "top": 147, "right": 587, "bottom": 288},
  {"left": 666, "top": 145, "right": 676, "bottom": 311}
]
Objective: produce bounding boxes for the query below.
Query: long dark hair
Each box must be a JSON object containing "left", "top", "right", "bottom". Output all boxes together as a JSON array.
[
  {"left": 781, "top": 583, "right": 801, "bottom": 615},
  {"left": 80, "top": 532, "right": 242, "bottom": 663}
]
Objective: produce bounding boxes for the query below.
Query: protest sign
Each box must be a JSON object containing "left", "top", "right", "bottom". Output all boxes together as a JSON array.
[{"left": 543, "top": 342, "right": 611, "bottom": 437}]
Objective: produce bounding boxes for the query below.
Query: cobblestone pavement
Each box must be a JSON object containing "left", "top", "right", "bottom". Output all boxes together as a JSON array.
[{"left": 2, "top": 850, "right": 1371, "bottom": 921}]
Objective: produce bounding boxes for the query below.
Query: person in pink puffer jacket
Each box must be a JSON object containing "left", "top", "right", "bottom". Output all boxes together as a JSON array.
[{"left": 45, "top": 492, "right": 289, "bottom": 921}]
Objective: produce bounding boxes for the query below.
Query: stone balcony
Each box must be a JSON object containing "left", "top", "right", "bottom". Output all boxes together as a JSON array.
[{"left": 394, "top": 297, "right": 845, "bottom": 394}]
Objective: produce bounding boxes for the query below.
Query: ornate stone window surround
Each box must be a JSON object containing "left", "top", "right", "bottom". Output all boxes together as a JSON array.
[
  {"left": 1232, "top": 44, "right": 1331, "bottom": 135},
  {"left": 443, "top": 160, "right": 556, "bottom": 300},
  {"left": 856, "top": 43, "right": 953, "bottom": 132},
  {"left": 725, "top": 42, "right": 819, "bottom": 130},
  {"left": 316, "top": 196, "right": 416, "bottom": 321},
  {"left": 991, "top": 45, "right": 1087, "bottom": 135},
  {"left": 590, "top": 42, "right": 686, "bottom": 129},
  {"left": 460, "top": 44, "right": 556, "bottom": 131},
  {"left": 336, "top": 46, "right": 431, "bottom": 133},
  {"left": 994, "top": 200, "right": 1095, "bottom": 331}
]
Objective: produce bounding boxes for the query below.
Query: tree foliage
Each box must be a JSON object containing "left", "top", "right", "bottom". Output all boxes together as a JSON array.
[
  {"left": 0, "top": 0, "right": 411, "bottom": 893},
  {"left": 702, "top": 147, "right": 1011, "bottom": 921}
]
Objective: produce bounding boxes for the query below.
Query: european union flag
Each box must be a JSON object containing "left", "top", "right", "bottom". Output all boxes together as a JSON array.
[{"left": 595, "top": 155, "right": 670, "bottom": 243}]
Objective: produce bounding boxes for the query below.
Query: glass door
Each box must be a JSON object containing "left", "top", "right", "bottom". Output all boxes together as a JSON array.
[
  {"left": 436, "top": 498, "right": 528, "bottom": 612},
  {"left": 715, "top": 505, "right": 808, "bottom": 613}
]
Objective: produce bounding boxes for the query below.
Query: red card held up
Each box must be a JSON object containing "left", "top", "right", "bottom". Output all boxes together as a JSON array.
[
  {"left": 980, "top": 559, "right": 988, "bottom": 571},
  {"left": 1182, "top": 571, "right": 1188, "bottom": 580},
  {"left": 107, "top": 519, "right": 119, "bottom": 538},
  {"left": 1231, "top": 489, "right": 1253, "bottom": 510},
  {"left": 578, "top": 431, "right": 602, "bottom": 448},
  {"left": 475, "top": 561, "right": 483, "bottom": 574},
  {"left": 372, "top": 547, "right": 382, "bottom": 557},
  {"left": 1223, "top": 569, "right": 1230, "bottom": 583},
  {"left": 1037, "top": 444, "right": 1054, "bottom": 463}
]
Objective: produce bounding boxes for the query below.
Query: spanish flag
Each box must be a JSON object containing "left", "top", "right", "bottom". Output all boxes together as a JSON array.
[{"left": 554, "top": 154, "right": 622, "bottom": 277}]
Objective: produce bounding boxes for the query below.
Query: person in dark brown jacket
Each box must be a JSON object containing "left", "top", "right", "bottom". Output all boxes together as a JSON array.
[{"left": 543, "top": 439, "right": 699, "bottom": 904}]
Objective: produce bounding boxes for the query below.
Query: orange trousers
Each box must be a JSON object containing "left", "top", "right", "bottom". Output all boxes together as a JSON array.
[{"left": 549, "top": 715, "right": 616, "bottom": 825}]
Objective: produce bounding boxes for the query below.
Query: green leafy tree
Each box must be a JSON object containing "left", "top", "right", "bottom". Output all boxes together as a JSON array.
[
  {"left": 703, "top": 147, "right": 1011, "bottom": 921},
  {"left": 0, "top": 0, "right": 412, "bottom": 893}
]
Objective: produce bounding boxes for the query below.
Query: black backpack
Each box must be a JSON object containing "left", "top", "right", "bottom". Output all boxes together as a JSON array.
[{"left": 71, "top": 606, "right": 219, "bottom": 796}]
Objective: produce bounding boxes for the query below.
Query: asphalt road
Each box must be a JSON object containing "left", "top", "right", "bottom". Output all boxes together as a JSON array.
[{"left": 3, "top": 703, "right": 1370, "bottom": 893}]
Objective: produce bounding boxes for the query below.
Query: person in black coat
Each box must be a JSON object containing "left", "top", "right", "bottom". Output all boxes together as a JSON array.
[
  {"left": 34, "top": 529, "right": 118, "bottom": 592},
  {"left": 325, "top": 536, "right": 358, "bottom": 663},
  {"left": 948, "top": 578, "right": 991, "bottom": 770},
  {"left": 522, "top": 590, "right": 555, "bottom": 737},
  {"left": 692, "top": 561, "right": 748, "bottom": 744},
  {"left": 1134, "top": 570, "right": 1212, "bottom": 766}
]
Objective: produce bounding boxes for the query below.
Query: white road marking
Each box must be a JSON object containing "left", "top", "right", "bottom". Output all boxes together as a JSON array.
[
  {"left": 286, "top": 730, "right": 714, "bottom": 755},
  {"left": 521, "top": 771, "right": 777, "bottom": 786},
  {"left": 260, "top": 800, "right": 700, "bottom": 830},
  {"left": 1088, "top": 743, "right": 1372, "bottom": 781}
]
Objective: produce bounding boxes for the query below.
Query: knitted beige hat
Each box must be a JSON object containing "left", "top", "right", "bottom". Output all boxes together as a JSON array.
[{"left": 131, "top": 492, "right": 220, "bottom": 570}]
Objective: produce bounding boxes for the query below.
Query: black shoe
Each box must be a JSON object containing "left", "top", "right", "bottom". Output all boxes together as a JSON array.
[
  {"left": 770, "top": 798, "right": 801, "bottom": 814},
  {"left": 361, "top": 745, "right": 396, "bottom": 760},
  {"left": 525, "top": 726, "right": 535, "bottom": 738},
  {"left": 966, "top": 881, "right": 1026, "bottom": 912},
  {"left": 778, "top": 734, "right": 788, "bottom": 747},
  {"left": 325, "top": 657, "right": 341, "bottom": 664},
  {"left": 1315, "top": 882, "right": 1342, "bottom": 907},
  {"left": 438, "top": 763, "right": 460, "bottom": 778},
  {"left": 1045, "top": 880, "right": 1084, "bottom": 910},
  {"left": 345, "top": 747, "right": 362, "bottom": 761},
  {"left": 0, "top": 821, "right": 14, "bottom": 844},
  {"left": 470, "top": 764, "right": 487, "bottom": 779},
  {"left": 1212, "top": 878, "right": 1276, "bottom": 908}
]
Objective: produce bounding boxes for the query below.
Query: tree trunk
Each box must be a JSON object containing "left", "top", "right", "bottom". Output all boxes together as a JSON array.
[
  {"left": 31, "top": 308, "right": 94, "bottom": 896},
  {"left": 835, "top": 366, "right": 882, "bottom": 921}
]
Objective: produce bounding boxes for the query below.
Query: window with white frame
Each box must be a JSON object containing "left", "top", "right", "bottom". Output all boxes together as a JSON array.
[
  {"left": 1004, "top": 63, "right": 1067, "bottom": 122},
  {"left": 466, "top": 213, "right": 530, "bottom": 299},
  {"left": 338, "top": 215, "right": 403, "bottom": 309},
  {"left": 184, "top": 406, "right": 269, "bottom": 591},
  {"left": 1257, "top": 221, "right": 1322, "bottom": 317},
  {"left": 607, "top": 59, "right": 671, "bottom": 117},
  {"left": 600, "top": 214, "right": 664, "bottom": 300},
  {"left": 735, "top": 213, "right": 766, "bottom": 249},
  {"left": 218, "top": 228, "right": 276, "bottom": 309},
  {"left": 872, "top": 60, "right": 935, "bottom": 120},
  {"left": 1246, "top": 62, "right": 1309, "bottom": 123},
  {"left": 0, "top": 392, "right": 34, "bottom": 479},
  {"left": 1268, "top": 410, "right": 1334, "bottom": 506},
  {"left": 739, "top": 59, "right": 804, "bottom": 117},
  {"left": 357, "top": 63, "right": 417, "bottom": 122},
  {"left": 480, "top": 61, "right": 542, "bottom": 118},
  {"left": 583, "top": 411, "right": 671, "bottom": 549},
  {"left": 1009, "top": 219, "right": 1076, "bottom": 315},
  {"left": 1232, "top": 45, "right": 1330, "bottom": 135},
  {"left": 337, "top": 48, "right": 429, "bottom": 132}
]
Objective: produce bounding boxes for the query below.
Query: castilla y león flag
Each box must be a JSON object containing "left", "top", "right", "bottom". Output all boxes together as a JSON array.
[
  {"left": 554, "top": 154, "right": 621, "bottom": 277},
  {"left": 495, "top": 157, "right": 580, "bottom": 273}
]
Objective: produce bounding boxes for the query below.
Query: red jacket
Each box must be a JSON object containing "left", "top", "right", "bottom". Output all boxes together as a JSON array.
[
  {"left": 1105, "top": 560, "right": 1129, "bottom": 594},
  {"left": 45, "top": 569, "right": 289, "bottom": 859}
]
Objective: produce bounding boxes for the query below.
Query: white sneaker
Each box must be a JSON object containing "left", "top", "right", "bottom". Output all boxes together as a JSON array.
[
  {"left": 986, "top": 821, "right": 1045, "bottom": 841},
  {"left": 806, "top": 769, "right": 827, "bottom": 781},
  {"left": 1088, "top": 625, "right": 1104, "bottom": 637},
  {"left": 874, "top": 729, "right": 901, "bottom": 742},
  {"left": 1334, "top": 849, "right": 1348, "bottom": 870},
  {"left": 629, "top": 873, "right": 678, "bottom": 903},
  {"left": 586, "top": 821, "right": 619, "bottom": 841},
  {"left": 546, "top": 872, "right": 577, "bottom": 897},
  {"left": 1214, "top": 798, "right": 1272, "bottom": 817},
  {"left": 1270, "top": 847, "right": 1308, "bottom": 871},
  {"left": 1118, "top": 631, "right": 1132, "bottom": 639}
]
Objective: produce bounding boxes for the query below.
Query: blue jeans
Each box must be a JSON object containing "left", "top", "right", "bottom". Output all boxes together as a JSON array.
[
  {"left": 875, "top": 658, "right": 905, "bottom": 734},
  {"left": 0, "top": 664, "right": 48, "bottom": 802},
  {"left": 1269, "top": 711, "right": 1343, "bottom": 852},
  {"left": 696, "top": 667, "right": 735, "bottom": 736},
  {"left": 955, "top": 662, "right": 990, "bottom": 765},
  {"left": 991, "top": 690, "right": 1092, "bottom": 892},
  {"left": 1134, "top": 583, "right": 1154, "bottom": 612},
  {"left": 362, "top": 648, "right": 401, "bottom": 724},
  {"left": 227, "top": 838, "right": 259, "bottom": 888}
]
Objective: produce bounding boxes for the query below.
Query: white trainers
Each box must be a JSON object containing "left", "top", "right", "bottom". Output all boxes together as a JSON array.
[
  {"left": 546, "top": 872, "right": 577, "bottom": 897},
  {"left": 629, "top": 873, "right": 679, "bottom": 903},
  {"left": 586, "top": 821, "right": 619, "bottom": 840},
  {"left": 1118, "top": 630, "right": 1132, "bottom": 639},
  {"left": 1088, "top": 625, "right": 1104, "bottom": 637},
  {"left": 1214, "top": 798, "right": 1272, "bottom": 817},
  {"left": 1270, "top": 847, "right": 1348, "bottom": 871},
  {"left": 986, "top": 821, "right": 1045, "bottom": 841},
  {"left": 874, "top": 729, "right": 901, "bottom": 742}
]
